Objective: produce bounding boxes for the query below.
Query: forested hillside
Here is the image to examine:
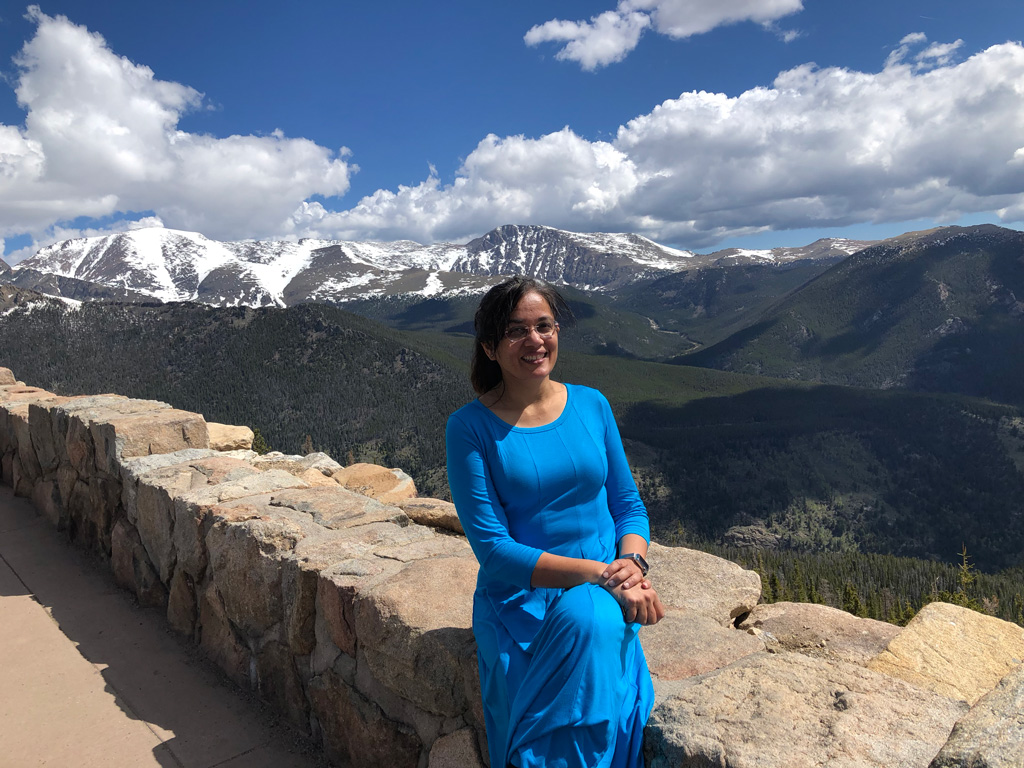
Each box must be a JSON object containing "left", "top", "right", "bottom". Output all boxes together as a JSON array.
[
  {"left": 0, "top": 294, "right": 472, "bottom": 498},
  {"left": 682, "top": 225, "right": 1024, "bottom": 406}
]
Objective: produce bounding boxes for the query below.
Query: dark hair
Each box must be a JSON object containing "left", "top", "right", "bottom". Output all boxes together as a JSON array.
[{"left": 470, "top": 276, "right": 574, "bottom": 395}]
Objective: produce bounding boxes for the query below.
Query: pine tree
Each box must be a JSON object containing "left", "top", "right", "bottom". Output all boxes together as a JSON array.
[
  {"left": 251, "top": 427, "right": 271, "bottom": 455},
  {"left": 842, "top": 582, "right": 864, "bottom": 617}
]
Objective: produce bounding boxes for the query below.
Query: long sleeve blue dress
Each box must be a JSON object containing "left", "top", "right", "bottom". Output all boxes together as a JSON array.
[{"left": 446, "top": 383, "right": 655, "bottom": 768}]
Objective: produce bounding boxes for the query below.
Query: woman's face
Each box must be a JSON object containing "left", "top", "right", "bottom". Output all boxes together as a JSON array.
[{"left": 485, "top": 291, "right": 559, "bottom": 387}]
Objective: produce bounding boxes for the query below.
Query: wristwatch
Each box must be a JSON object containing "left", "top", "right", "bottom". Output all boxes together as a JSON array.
[{"left": 620, "top": 552, "right": 649, "bottom": 577}]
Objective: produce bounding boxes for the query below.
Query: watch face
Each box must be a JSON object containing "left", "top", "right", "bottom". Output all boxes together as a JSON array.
[{"left": 625, "top": 553, "right": 649, "bottom": 576}]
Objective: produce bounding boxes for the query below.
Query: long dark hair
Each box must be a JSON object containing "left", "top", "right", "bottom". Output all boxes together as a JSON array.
[{"left": 470, "top": 276, "right": 574, "bottom": 395}]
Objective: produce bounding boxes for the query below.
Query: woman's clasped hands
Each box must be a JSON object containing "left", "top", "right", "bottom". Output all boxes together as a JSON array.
[{"left": 600, "top": 558, "right": 666, "bottom": 626}]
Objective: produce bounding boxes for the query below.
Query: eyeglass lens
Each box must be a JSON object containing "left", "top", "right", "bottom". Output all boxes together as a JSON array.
[{"left": 505, "top": 322, "right": 558, "bottom": 341}]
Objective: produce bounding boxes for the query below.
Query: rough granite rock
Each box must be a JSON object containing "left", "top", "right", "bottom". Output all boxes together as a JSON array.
[
  {"left": 110, "top": 518, "right": 167, "bottom": 609},
  {"left": 738, "top": 602, "right": 901, "bottom": 664},
  {"left": 929, "top": 663, "right": 1024, "bottom": 768},
  {"left": 867, "top": 602, "right": 1024, "bottom": 704},
  {"left": 643, "top": 612, "right": 765, "bottom": 685},
  {"left": 206, "top": 422, "right": 254, "bottom": 451},
  {"left": 647, "top": 542, "right": 762, "bottom": 625},
  {"left": 354, "top": 555, "right": 477, "bottom": 716},
  {"left": 0, "top": 367, "right": 15, "bottom": 385},
  {"left": 171, "top": 469, "right": 311, "bottom": 581},
  {"left": 90, "top": 408, "right": 209, "bottom": 473},
  {"left": 308, "top": 669, "right": 421, "bottom": 768},
  {"left": 252, "top": 451, "right": 342, "bottom": 476},
  {"left": 396, "top": 497, "right": 464, "bottom": 534},
  {"left": 205, "top": 505, "right": 307, "bottom": 638},
  {"left": 331, "top": 462, "right": 418, "bottom": 503},
  {"left": 267, "top": 485, "right": 409, "bottom": 530},
  {"left": 198, "top": 581, "right": 251, "bottom": 687},
  {"left": 428, "top": 727, "right": 486, "bottom": 768},
  {"left": 318, "top": 557, "right": 406, "bottom": 658},
  {"left": 645, "top": 651, "right": 968, "bottom": 768}
]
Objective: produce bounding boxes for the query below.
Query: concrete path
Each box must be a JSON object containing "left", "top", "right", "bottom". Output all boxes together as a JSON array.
[{"left": 0, "top": 484, "right": 330, "bottom": 768}]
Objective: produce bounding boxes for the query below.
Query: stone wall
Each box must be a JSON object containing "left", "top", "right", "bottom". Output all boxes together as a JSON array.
[{"left": 2, "top": 366, "right": 1022, "bottom": 768}]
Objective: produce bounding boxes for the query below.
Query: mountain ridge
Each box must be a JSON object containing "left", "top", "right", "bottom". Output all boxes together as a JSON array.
[
  {"left": 11, "top": 224, "right": 872, "bottom": 307},
  {"left": 680, "top": 224, "right": 1024, "bottom": 405}
]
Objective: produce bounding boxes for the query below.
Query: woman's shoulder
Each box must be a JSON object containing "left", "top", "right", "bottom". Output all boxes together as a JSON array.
[
  {"left": 564, "top": 383, "right": 613, "bottom": 419},
  {"left": 565, "top": 382, "right": 610, "bottom": 406},
  {"left": 447, "top": 398, "right": 485, "bottom": 427}
]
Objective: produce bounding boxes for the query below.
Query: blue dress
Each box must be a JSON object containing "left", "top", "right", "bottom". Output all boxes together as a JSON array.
[{"left": 446, "top": 383, "right": 654, "bottom": 768}]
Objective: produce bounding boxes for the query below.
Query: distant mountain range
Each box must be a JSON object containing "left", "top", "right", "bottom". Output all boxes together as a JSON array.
[
  {"left": 683, "top": 224, "right": 1024, "bottom": 406},
  {"left": 7, "top": 224, "right": 870, "bottom": 306}
]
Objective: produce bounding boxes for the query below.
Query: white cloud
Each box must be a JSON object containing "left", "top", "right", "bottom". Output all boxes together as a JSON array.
[
  {"left": 625, "top": 0, "right": 803, "bottom": 39},
  {"left": 0, "top": 7, "right": 351, "bottom": 253},
  {"left": 524, "top": 11, "right": 651, "bottom": 71},
  {"left": 318, "top": 37, "right": 1024, "bottom": 248},
  {"left": 525, "top": 0, "right": 803, "bottom": 70},
  {"left": 297, "top": 129, "right": 641, "bottom": 243}
]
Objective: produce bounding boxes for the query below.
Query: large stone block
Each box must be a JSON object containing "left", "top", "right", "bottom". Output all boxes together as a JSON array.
[
  {"left": 0, "top": 367, "right": 15, "bottom": 385},
  {"left": 91, "top": 407, "right": 209, "bottom": 474},
  {"left": 317, "top": 558, "right": 405, "bottom": 658},
  {"left": 205, "top": 505, "right": 306, "bottom": 639},
  {"left": 198, "top": 582, "right": 252, "bottom": 687},
  {"left": 429, "top": 727, "right": 486, "bottom": 768},
  {"left": 354, "top": 555, "right": 477, "bottom": 716},
  {"left": 167, "top": 569, "right": 198, "bottom": 638},
  {"left": 254, "top": 640, "right": 309, "bottom": 732},
  {"left": 27, "top": 400, "right": 70, "bottom": 475},
  {"left": 308, "top": 669, "right": 421, "bottom": 768},
  {"left": 647, "top": 542, "right": 762, "bottom": 625},
  {"left": 738, "top": 601, "right": 901, "bottom": 664},
  {"left": 645, "top": 652, "right": 968, "bottom": 768},
  {"left": 111, "top": 518, "right": 167, "bottom": 609},
  {"left": 929, "top": 663, "right": 1024, "bottom": 768},
  {"left": 268, "top": 485, "right": 409, "bottom": 530},
  {"left": 206, "top": 422, "right": 254, "bottom": 451},
  {"left": 867, "top": 602, "right": 1024, "bottom": 704},
  {"left": 330, "top": 462, "right": 418, "bottom": 503},
  {"left": 395, "top": 497, "right": 463, "bottom": 535},
  {"left": 642, "top": 612, "right": 764, "bottom": 685}
]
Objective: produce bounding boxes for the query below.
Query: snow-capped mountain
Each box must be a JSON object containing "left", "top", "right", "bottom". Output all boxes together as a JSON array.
[{"left": 11, "top": 224, "right": 871, "bottom": 307}]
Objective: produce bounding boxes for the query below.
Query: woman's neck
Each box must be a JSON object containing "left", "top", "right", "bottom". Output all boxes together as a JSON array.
[{"left": 480, "top": 378, "right": 567, "bottom": 427}]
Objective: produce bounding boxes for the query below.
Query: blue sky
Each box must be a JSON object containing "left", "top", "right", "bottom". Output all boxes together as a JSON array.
[{"left": 1, "top": 1, "right": 1023, "bottom": 262}]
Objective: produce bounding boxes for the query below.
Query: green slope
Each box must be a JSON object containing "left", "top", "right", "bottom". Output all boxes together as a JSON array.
[{"left": 682, "top": 224, "right": 1024, "bottom": 406}]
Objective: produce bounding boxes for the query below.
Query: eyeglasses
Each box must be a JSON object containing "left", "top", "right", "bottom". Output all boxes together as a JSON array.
[{"left": 504, "top": 321, "right": 559, "bottom": 342}]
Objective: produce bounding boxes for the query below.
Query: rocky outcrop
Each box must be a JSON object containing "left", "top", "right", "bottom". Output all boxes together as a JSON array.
[
  {"left": 738, "top": 601, "right": 901, "bottom": 664},
  {"left": 646, "top": 652, "right": 968, "bottom": 768},
  {"left": 4, "top": 363, "right": 1023, "bottom": 768},
  {"left": 867, "top": 602, "right": 1024, "bottom": 704},
  {"left": 929, "top": 663, "right": 1024, "bottom": 768}
]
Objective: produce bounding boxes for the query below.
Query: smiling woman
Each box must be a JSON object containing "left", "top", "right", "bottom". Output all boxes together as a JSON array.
[{"left": 446, "top": 276, "right": 664, "bottom": 768}]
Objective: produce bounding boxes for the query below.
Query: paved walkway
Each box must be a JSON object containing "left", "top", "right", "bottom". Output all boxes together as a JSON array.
[{"left": 0, "top": 484, "right": 329, "bottom": 768}]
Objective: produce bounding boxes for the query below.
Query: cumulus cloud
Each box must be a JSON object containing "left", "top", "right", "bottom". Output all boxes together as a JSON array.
[
  {"left": 524, "top": 11, "right": 651, "bottom": 71},
  {"left": 525, "top": 0, "right": 803, "bottom": 70},
  {"left": 293, "top": 129, "right": 640, "bottom": 243},
  {"left": 1, "top": 7, "right": 351, "bottom": 258},
  {"left": 322, "top": 36, "right": 1024, "bottom": 247}
]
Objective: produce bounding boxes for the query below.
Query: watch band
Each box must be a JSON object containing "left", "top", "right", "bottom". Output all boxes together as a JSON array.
[{"left": 621, "top": 552, "right": 649, "bottom": 577}]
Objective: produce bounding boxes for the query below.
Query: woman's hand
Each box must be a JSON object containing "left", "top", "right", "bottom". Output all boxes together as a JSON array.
[
  {"left": 603, "top": 579, "right": 665, "bottom": 625},
  {"left": 600, "top": 558, "right": 646, "bottom": 590}
]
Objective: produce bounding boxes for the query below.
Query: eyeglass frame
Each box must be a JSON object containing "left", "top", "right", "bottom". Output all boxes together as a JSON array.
[{"left": 503, "top": 321, "right": 560, "bottom": 343}]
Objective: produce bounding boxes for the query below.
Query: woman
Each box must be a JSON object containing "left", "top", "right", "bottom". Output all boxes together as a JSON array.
[{"left": 446, "top": 276, "right": 665, "bottom": 768}]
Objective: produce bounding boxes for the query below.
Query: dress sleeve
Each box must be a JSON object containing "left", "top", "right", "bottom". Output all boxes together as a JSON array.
[
  {"left": 597, "top": 392, "right": 651, "bottom": 545},
  {"left": 446, "top": 411, "right": 544, "bottom": 590}
]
